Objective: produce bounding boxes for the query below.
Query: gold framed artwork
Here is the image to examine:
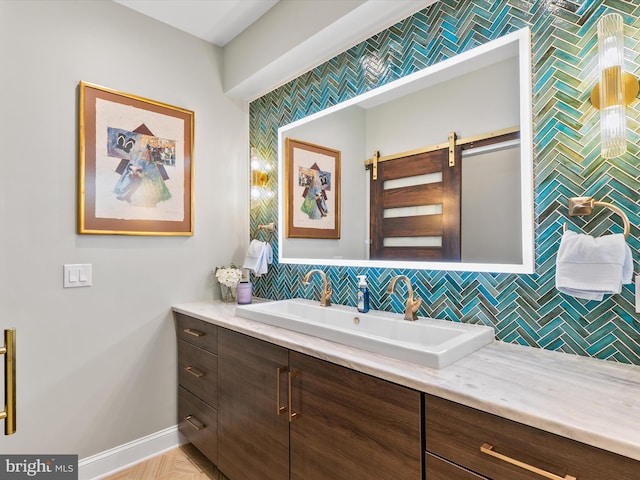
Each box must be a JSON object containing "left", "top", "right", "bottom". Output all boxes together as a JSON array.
[
  {"left": 285, "top": 138, "right": 340, "bottom": 239},
  {"left": 78, "top": 81, "right": 194, "bottom": 235}
]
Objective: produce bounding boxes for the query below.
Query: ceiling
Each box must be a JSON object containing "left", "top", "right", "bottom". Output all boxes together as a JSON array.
[
  {"left": 112, "top": 0, "right": 434, "bottom": 100},
  {"left": 113, "top": 0, "right": 280, "bottom": 46}
]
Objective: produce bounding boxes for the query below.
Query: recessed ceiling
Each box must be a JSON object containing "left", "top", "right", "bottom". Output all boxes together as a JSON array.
[{"left": 113, "top": 0, "right": 279, "bottom": 47}]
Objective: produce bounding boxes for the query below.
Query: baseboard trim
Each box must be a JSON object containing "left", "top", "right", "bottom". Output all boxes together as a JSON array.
[{"left": 78, "top": 425, "right": 185, "bottom": 480}]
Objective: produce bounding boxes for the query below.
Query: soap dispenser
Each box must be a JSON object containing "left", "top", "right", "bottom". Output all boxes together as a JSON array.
[{"left": 357, "top": 275, "right": 370, "bottom": 313}]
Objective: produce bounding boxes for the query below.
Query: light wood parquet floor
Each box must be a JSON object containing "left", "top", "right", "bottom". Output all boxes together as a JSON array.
[{"left": 103, "top": 444, "right": 229, "bottom": 480}]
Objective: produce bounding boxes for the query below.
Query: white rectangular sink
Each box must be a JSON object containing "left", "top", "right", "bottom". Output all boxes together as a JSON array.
[{"left": 235, "top": 298, "right": 494, "bottom": 369}]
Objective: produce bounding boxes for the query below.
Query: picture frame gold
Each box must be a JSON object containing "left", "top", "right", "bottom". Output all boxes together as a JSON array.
[
  {"left": 78, "top": 81, "right": 194, "bottom": 235},
  {"left": 285, "top": 138, "right": 340, "bottom": 239}
]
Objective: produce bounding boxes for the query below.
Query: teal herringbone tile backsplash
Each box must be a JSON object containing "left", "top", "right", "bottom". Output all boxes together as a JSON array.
[{"left": 249, "top": 0, "right": 640, "bottom": 364}]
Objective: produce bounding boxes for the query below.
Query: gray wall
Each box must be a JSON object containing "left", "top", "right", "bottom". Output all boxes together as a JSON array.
[
  {"left": 0, "top": 0, "right": 247, "bottom": 458},
  {"left": 282, "top": 107, "right": 368, "bottom": 260},
  {"left": 365, "top": 57, "right": 520, "bottom": 151}
]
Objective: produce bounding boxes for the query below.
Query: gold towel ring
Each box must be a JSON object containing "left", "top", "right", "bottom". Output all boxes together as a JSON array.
[
  {"left": 255, "top": 222, "right": 275, "bottom": 242},
  {"left": 563, "top": 197, "right": 630, "bottom": 239}
]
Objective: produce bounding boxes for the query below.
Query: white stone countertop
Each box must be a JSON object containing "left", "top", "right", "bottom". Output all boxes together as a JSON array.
[{"left": 172, "top": 300, "right": 640, "bottom": 462}]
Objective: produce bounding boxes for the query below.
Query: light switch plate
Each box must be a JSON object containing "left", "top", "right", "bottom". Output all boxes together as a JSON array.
[{"left": 64, "top": 264, "right": 92, "bottom": 288}]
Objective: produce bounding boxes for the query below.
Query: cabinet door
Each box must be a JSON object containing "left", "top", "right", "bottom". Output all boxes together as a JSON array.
[
  {"left": 289, "top": 351, "right": 422, "bottom": 480},
  {"left": 217, "top": 329, "right": 290, "bottom": 480}
]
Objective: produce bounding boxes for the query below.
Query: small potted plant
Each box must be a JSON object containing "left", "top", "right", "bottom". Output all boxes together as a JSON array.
[{"left": 214, "top": 265, "right": 243, "bottom": 302}]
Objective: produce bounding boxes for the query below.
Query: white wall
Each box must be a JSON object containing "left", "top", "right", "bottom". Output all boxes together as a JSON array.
[{"left": 0, "top": 0, "right": 247, "bottom": 460}]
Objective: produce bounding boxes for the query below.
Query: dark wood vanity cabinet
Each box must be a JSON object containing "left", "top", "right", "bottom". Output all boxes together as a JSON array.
[
  {"left": 424, "top": 394, "right": 640, "bottom": 480},
  {"left": 217, "top": 328, "right": 422, "bottom": 480},
  {"left": 175, "top": 313, "right": 218, "bottom": 464},
  {"left": 175, "top": 313, "right": 639, "bottom": 480}
]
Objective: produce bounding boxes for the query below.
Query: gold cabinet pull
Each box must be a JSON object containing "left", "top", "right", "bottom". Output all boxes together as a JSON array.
[
  {"left": 183, "top": 328, "right": 205, "bottom": 337},
  {"left": 288, "top": 370, "right": 299, "bottom": 422},
  {"left": 184, "top": 366, "right": 205, "bottom": 378},
  {"left": 0, "top": 329, "right": 16, "bottom": 435},
  {"left": 276, "top": 366, "right": 288, "bottom": 415},
  {"left": 184, "top": 415, "right": 205, "bottom": 431},
  {"left": 480, "top": 443, "right": 577, "bottom": 480}
]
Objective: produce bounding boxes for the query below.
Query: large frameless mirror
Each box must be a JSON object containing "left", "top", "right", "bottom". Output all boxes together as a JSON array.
[{"left": 278, "top": 27, "right": 534, "bottom": 274}]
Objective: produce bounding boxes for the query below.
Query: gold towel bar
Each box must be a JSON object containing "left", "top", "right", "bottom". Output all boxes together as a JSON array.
[{"left": 563, "top": 196, "right": 630, "bottom": 239}]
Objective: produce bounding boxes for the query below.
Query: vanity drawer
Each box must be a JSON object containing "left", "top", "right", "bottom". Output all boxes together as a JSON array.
[
  {"left": 426, "top": 452, "right": 488, "bottom": 480},
  {"left": 178, "top": 386, "right": 217, "bottom": 464},
  {"left": 425, "top": 394, "right": 640, "bottom": 480},
  {"left": 178, "top": 340, "right": 217, "bottom": 408},
  {"left": 176, "top": 313, "right": 217, "bottom": 354}
]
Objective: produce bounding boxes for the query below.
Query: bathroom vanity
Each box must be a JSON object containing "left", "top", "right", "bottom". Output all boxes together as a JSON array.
[{"left": 174, "top": 301, "right": 640, "bottom": 480}]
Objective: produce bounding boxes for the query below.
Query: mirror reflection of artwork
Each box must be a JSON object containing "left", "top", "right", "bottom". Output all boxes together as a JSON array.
[
  {"left": 298, "top": 164, "right": 331, "bottom": 219},
  {"left": 286, "top": 138, "right": 340, "bottom": 239}
]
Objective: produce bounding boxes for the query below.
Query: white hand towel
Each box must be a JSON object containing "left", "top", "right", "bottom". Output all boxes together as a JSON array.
[
  {"left": 255, "top": 246, "right": 269, "bottom": 275},
  {"left": 243, "top": 240, "right": 267, "bottom": 274},
  {"left": 556, "top": 230, "right": 633, "bottom": 301},
  {"left": 265, "top": 243, "right": 273, "bottom": 265}
]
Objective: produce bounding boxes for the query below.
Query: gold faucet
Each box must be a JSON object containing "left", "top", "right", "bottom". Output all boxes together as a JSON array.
[
  {"left": 386, "top": 275, "right": 423, "bottom": 321},
  {"left": 302, "top": 269, "right": 332, "bottom": 307}
]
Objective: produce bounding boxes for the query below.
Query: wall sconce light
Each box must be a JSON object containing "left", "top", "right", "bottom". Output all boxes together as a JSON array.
[
  {"left": 590, "top": 12, "right": 639, "bottom": 159},
  {"left": 250, "top": 147, "right": 273, "bottom": 207}
]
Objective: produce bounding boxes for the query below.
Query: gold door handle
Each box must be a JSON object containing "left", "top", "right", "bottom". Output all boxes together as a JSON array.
[
  {"left": 184, "top": 366, "right": 205, "bottom": 378},
  {"left": 183, "top": 328, "right": 205, "bottom": 337},
  {"left": 276, "top": 366, "right": 288, "bottom": 415},
  {"left": 288, "top": 370, "right": 299, "bottom": 422},
  {"left": 480, "top": 443, "right": 577, "bottom": 480},
  {"left": 184, "top": 415, "right": 205, "bottom": 431},
  {"left": 0, "top": 329, "right": 16, "bottom": 435}
]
